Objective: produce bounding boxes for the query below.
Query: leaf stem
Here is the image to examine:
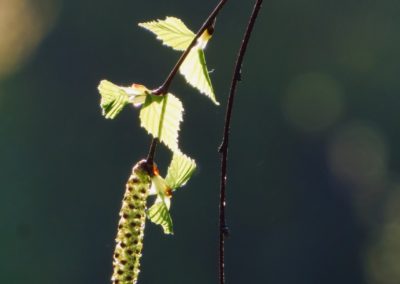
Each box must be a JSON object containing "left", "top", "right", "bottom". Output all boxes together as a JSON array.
[{"left": 218, "top": 1, "right": 263, "bottom": 284}]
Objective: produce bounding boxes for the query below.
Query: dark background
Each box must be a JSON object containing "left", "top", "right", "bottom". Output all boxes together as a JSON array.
[{"left": 2, "top": 0, "right": 400, "bottom": 283}]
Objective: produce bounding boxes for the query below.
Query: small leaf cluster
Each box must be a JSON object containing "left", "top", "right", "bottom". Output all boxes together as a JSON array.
[{"left": 147, "top": 154, "right": 196, "bottom": 234}]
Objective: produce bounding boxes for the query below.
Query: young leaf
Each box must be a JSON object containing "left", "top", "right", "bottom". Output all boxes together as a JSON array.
[
  {"left": 148, "top": 173, "right": 173, "bottom": 234},
  {"left": 147, "top": 197, "right": 173, "bottom": 234},
  {"left": 165, "top": 153, "right": 197, "bottom": 190},
  {"left": 138, "top": 17, "right": 219, "bottom": 105},
  {"left": 98, "top": 80, "right": 149, "bottom": 119},
  {"left": 179, "top": 47, "right": 219, "bottom": 105},
  {"left": 139, "top": 93, "right": 183, "bottom": 153},
  {"left": 139, "top": 17, "right": 195, "bottom": 51},
  {"left": 98, "top": 80, "right": 130, "bottom": 119},
  {"left": 150, "top": 173, "right": 172, "bottom": 206}
]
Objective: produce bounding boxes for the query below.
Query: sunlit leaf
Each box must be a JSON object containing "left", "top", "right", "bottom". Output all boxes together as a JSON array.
[
  {"left": 179, "top": 47, "right": 219, "bottom": 105},
  {"left": 147, "top": 196, "right": 173, "bottom": 234},
  {"left": 98, "top": 80, "right": 130, "bottom": 119},
  {"left": 165, "top": 153, "right": 196, "bottom": 190},
  {"left": 147, "top": 154, "right": 195, "bottom": 234},
  {"left": 139, "top": 17, "right": 219, "bottom": 104},
  {"left": 139, "top": 17, "right": 195, "bottom": 51},
  {"left": 150, "top": 174, "right": 171, "bottom": 206},
  {"left": 139, "top": 93, "right": 183, "bottom": 153},
  {"left": 98, "top": 80, "right": 149, "bottom": 119}
]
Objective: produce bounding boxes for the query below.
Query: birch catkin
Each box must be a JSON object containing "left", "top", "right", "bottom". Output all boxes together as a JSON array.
[{"left": 112, "top": 160, "right": 151, "bottom": 284}]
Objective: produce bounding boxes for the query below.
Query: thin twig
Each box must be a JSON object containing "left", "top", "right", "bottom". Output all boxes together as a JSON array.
[
  {"left": 218, "top": 1, "right": 263, "bottom": 283},
  {"left": 146, "top": 138, "right": 158, "bottom": 166},
  {"left": 146, "top": 0, "right": 228, "bottom": 165}
]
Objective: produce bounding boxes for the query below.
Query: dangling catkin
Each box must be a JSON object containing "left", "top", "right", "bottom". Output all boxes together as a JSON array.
[{"left": 111, "top": 160, "right": 151, "bottom": 284}]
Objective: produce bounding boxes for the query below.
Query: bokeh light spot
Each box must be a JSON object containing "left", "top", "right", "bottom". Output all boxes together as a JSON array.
[
  {"left": 0, "top": 0, "right": 60, "bottom": 80},
  {"left": 366, "top": 186, "right": 400, "bottom": 284},
  {"left": 328, "top": 121, "right": 388, "bottom": 188},
  {"left": 283, "top": 72, "right": 345, "bottom": 132}
]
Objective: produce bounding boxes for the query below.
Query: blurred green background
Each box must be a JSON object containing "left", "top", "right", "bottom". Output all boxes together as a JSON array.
[{"left": 2, "top": 0, "right": 400, "bottom": 283}]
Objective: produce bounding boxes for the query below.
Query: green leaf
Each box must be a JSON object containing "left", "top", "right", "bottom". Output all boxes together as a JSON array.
[
  {"left": 147, "top": 197, "right": 173, "bottom": 234},
  {"left": 139, "top": 93, "right": 183, "bottom": 153},
  {"left": 165, "top": 153, "right": 197, "bottom": 190},
  {"left": 98, "top": 80, "right": 130, "bottom": 119},
  {"left": 138, "top": 17, "right": 195, "bottom": 51},
  {"left": 138, "top": 17, "right": 219, "bottom": 105},
  {"left": 150, "top": 174, "right": 172, "bottom": 203},
  {"left": 179, "top": 48, "right": 219, "bottom": 105},
  {"left": 98, "top": 80, "right": 149, "bottom": 119}
]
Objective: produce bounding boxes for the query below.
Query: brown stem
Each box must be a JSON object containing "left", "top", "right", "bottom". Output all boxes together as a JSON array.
[
  {"left": 218, "top": 1, "right": 263, "bottom": 284},
  {"left": 146, "top": 138, "right": 158, "bottom": 166}
]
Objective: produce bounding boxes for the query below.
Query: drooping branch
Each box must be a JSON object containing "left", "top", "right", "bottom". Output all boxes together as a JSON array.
[{"left": 218, "top": 1, "right": 263, "bottom": 284}]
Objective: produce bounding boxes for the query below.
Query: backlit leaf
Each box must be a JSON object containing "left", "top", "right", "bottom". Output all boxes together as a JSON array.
[
  {"left": 139, "top": 93, "right": 183, "bottom": 153},
  {"left": 147, "top": 196, "right": 173, "bottom": 234},
  {"left": 165, "top": 153, "right": 196, "bottom": 190},
  {"left": 139, "top": 17, "right": 194, "bottom": 51},
  {"left": 98, "top": 80, "right": 149, "bottom": 119},
  {"left": 139, "top": 17, "right": 219, "bottom": 104},
  {"left": 98, "top": 80, "right": 130, "bottom": 119},
  {"left": 179, "top": 48, "right": 219, "bottom": 105}
]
